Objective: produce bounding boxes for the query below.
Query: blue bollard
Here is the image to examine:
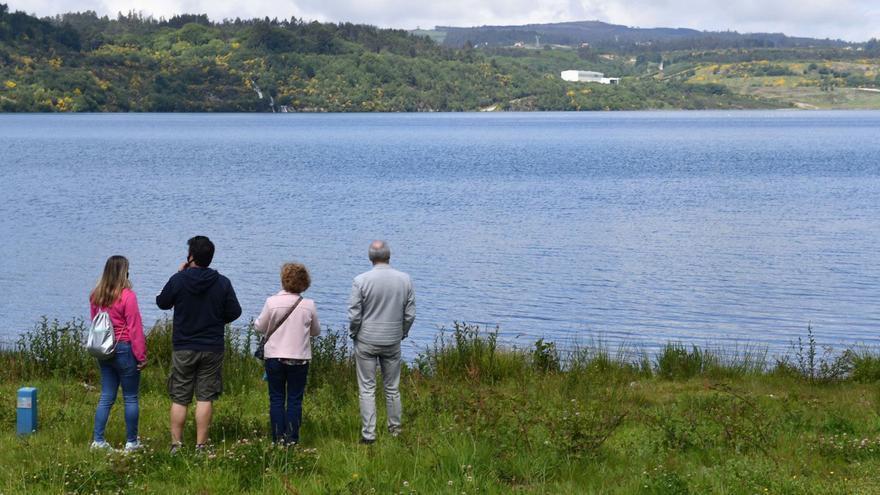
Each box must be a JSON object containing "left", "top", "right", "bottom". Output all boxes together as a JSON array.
[{"left": 17, "top": 387, "right": 38, "bottom": 436}]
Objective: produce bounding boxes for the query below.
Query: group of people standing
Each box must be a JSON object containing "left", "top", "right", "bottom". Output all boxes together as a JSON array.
[{"left": 88, "top": 236, "right": 415, "bottom": 452}]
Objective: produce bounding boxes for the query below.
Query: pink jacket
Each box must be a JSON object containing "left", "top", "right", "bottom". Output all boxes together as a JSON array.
[
  {"left": 90, "top": 288, "right": 147, "bottom": 363},
  {"left": 254, "top": 291, "right": 320, "bottom": 360}
]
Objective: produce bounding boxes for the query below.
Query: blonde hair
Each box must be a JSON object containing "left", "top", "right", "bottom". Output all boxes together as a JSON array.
[{"left": 90, "top": 255, "right": 131, "bottom": 308}]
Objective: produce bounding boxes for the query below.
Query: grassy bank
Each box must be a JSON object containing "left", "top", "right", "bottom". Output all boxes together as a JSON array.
[{"left": 2, "top": 320, "right": 880, "bottom": 494}]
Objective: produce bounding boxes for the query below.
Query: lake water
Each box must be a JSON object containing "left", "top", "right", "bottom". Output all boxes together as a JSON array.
[{"left": 1, "top": 111, "right": 879, "bottom": 357}]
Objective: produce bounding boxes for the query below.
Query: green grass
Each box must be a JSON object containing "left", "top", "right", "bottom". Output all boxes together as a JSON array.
[{"left": 2, "top": 320, "right": 880, "bottom": 493}]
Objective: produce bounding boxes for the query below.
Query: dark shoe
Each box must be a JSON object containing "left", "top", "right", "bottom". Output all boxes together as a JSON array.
[
  {"left": 169, "top": 442, "right": 182, "bottom": 455},
  {"left": 359, "top": 437, "right": 375, "bottom": 445},
  {"left": 195, "top": 443, "right": 214, "bottom": 456}
]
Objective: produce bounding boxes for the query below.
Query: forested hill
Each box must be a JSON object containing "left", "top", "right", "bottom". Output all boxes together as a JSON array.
[
  {"left": 1, "top": 4, "right": 879, "bottom": 112},
  {"left": 437, "top": 20, "right": 849, "bottom": 51}
]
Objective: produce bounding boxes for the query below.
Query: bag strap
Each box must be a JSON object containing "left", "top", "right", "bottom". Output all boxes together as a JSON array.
[{"left": 263, "top": 296, "right": 304, "bottom": 344}]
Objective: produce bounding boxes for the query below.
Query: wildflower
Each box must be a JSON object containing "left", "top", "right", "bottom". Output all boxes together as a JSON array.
[
  {"left": 403, "top": 481, "right": 409, "bottom": 487},
  {"left": 448, "top": 481, "right": 454, "bottom": 486}
]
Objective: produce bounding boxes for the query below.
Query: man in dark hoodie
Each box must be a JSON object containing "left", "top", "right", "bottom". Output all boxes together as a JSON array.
[{"left": 156, "top": 235, "right": 241, "bottom": 453}]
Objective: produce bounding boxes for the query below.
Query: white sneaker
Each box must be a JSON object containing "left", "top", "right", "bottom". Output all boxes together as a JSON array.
[
  {"left": 124, "top": 440, "right": 143, "bottom": 453},
  {"left": 90, "top": 440, "right": 113, "bottom": 451}
]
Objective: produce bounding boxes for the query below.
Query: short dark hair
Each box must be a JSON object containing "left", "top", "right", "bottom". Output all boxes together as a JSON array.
[{"left": 188, "top": 236, "right": 215, "bottom": 267}]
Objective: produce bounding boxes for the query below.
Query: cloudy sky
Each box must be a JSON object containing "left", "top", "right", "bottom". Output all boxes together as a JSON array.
[{"left": 9, "top": 0, "right": 880, "bottom": 41}]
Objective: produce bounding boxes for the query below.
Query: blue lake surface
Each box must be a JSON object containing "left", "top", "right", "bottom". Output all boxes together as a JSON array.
[{"left": 1, "top": 111, "right": 878, "bottom": 357}]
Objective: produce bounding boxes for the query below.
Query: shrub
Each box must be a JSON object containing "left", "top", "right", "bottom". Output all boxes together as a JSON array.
[
  {"left": 656, "top": 343, "right": 718, "bottom": 380},
  {"left": 417, "top": 322, "right": 527, "bottom": 382},
  {"left": 531, "top": 338, "right": 560, "bottom": 373},
  {"left": 773, "top": 325, "right": 851, "bottom": 383},
  {"left": 566, "top": 341, "right": 653, "bottom": 380},
  {"left": 223, "top": 324, "right": 263, "bottom": 394},
  {"left": 309, "top": 326, "right": 352, "bottom": 389},
  {"left": 13, "top": 318, "right": 95, "bottom": 381},
  {"left": 847, "top": 348, "right": 880, "bottom": 383}
]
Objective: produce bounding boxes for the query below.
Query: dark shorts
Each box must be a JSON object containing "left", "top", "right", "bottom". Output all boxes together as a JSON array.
[{"left": 168, "top": 350, "right": 224, "bottom": 405}]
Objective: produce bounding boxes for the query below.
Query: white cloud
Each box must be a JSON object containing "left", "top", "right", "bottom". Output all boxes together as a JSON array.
[{"left": 8, "top": 0, "right": 879, "bottom": 41}]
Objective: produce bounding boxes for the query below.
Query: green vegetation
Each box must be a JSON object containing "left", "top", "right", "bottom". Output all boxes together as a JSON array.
[
  {"left": 6, "top": 4, "right": 877, "bottom": 112},
  {"left": 680, "top": 58, "right": 880, "bottom": 109},
  {"left": 3, "top": 318, "right": 880, "bottom": 493},
  {"left": 2, "top": 7, "right": 880, "bottom": 111}
]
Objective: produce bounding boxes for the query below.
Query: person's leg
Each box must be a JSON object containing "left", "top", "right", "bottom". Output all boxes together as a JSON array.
[
  {"left": 93, "top": 360, "right": 119, "bottom": 443},
  {"left": 285, "top": 363, "right": 309, "bottom": 444},
  {"left": 354, "top": 341, "right": 379, "bottom": 441},
  {"left": 116, "top": 344, "right": 141, "bottom": 443},
  {"left": 168, "top": 350, "right": 197, "bottom": 446},
  {"left": 378, "top": 344, "right": 403, "bottom": 435},
  {"left": 170, "top": 403, "right": 187, "bottom": 444},
  {"left": 195, "top": 401, "right": 213, "bottom": 445},
  {"left": 193, "top": 351, "right": 224, "bottom": 446},
  {"left": 265, "top": 359, "right": 286, "bottom": 442}
]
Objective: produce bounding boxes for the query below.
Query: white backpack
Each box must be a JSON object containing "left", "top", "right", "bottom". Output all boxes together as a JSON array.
[{"left": 86, "top": 310, "right": 117, "bottom": 360}]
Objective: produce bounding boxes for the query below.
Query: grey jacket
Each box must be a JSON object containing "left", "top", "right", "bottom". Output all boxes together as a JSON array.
[{"left": 348, "top": 264, "right": 416, "bottom": 345}]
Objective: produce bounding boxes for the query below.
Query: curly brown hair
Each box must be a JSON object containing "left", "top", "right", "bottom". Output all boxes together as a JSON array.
[{"left": 281, "top": 263, "right": 311, "bottom": 293}]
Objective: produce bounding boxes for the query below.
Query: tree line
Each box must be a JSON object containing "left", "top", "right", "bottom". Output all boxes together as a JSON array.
[{"left": 3, "top": 5, "right": 872, "bottom": 112}]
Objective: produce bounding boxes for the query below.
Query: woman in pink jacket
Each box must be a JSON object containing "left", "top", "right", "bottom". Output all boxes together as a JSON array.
[
  {"left": 254, "top": 263, "right": 321, "bottom": 445},
  {"left": 89, "top": 255, "right": 147, "bottom": 452}
]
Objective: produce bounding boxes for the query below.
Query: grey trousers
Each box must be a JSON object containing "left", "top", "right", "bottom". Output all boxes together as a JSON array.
[{"left": 354, "top": 340, "right": 402, "bottom": 440}]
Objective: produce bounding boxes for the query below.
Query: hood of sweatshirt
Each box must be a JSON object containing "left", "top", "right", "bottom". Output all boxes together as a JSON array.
[{"left": 180, "top": 267, "right": 220, "bottom": 295}]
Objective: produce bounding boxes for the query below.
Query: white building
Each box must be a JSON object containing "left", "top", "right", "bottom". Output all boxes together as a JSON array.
[{"left": 560, "top": 70, "right": 620, "bottom": 85}]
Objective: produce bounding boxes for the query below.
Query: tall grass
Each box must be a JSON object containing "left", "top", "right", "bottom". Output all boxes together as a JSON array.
[
  {"left": 563, "top": 338, "right": 652, "bottom": 381},
  {"left": 416, "top": 322, "right": 529, "bottom": 382},
  {"left": 4, "top": 318, "right": 880, "bottom": 492},
  {"left": 4, "top": 318, "right": 878, "bottom": 385}
]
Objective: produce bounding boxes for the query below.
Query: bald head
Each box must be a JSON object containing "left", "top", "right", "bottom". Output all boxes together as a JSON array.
[{"left": 368, "top": 240, "right": 391, "bottom": 264}]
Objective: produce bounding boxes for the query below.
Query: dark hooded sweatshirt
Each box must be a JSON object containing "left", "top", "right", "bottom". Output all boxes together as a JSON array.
[{"left": 156, "top": 267, "right": 242, "bottom": 352}]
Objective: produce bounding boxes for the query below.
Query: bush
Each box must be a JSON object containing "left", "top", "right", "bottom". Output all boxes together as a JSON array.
[
  {"left": 565, "top": 341, "right": 652, "bottom": 380},
  {"left": 12, "top": 318, "right": 95, "bottom": 381},
  {"left": 530, "top": 338, "right": 560, "bottom": 373},
  {"left": 773, "top": 325, "right": 851, "bottom": 382},
  {"left": 656, "top": 343, "right": 717, "bottom": 380},
  {"left": 416, "top": 322, "right": 527, "bottom": 383},
  {"left": 309, "top": 326, "right": 352, "bottom": 389},
  {"left": 847, "top": 348, "right": 880, "bottom": 383}
]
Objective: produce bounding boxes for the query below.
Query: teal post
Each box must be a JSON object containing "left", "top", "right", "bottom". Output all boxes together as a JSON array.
[{"left": 17, "top": 387, "right": 37, "bottom": 435}]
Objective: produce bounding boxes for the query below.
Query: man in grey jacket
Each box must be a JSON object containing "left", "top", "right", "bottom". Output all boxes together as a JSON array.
[{"left": 348, "top": 240, "right": 415, "bottom": 444}]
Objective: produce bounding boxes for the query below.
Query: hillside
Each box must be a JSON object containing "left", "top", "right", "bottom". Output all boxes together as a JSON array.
[
  {"left": 436, "top": 20, "right": 850, "bottom": 51},
  {"left": 1, "top": 5, "right": 879, "bottom": 112}
]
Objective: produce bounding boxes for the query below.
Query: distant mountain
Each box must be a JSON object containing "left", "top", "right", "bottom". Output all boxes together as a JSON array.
[{"left": 436, "top": 20, "right": 849, "bottom": 50}]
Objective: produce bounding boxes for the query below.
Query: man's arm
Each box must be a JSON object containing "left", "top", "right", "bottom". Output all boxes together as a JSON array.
[
  {"left": 223, "top": 282, "right": 243, "bottom": 324},
  {"left": 155, "top": 276, "right": 177, "bottom": 310},
  {"left": 402, "top": 278, "right": 416, "bottom": 339},
  {"left": 348, "top": 280, "right": 363, "bottom": 339}
]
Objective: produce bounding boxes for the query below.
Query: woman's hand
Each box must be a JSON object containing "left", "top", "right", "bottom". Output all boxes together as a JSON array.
[{"left": 137, "top": 360, "right": 147, "bottom": 370}]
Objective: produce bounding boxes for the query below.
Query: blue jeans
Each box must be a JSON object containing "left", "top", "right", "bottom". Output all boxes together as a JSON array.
[
  {"left": 265, "top": 359, "right": 309, "bottom": 444},
  {"left": 93, "top": 342, "right": 140, "bottom": 443}
]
